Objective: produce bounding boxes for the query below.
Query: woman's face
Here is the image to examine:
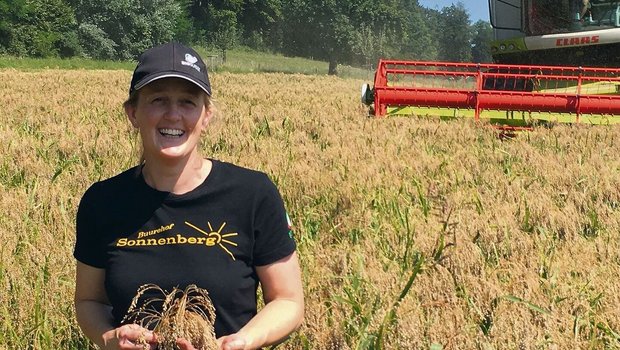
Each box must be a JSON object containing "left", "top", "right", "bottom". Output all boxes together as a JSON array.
[{"left": 125, "top": 78, "right": 212, "bottom": 162}]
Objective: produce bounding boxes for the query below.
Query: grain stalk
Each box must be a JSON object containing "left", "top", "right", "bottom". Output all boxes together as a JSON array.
[{"left": 123, "top": 284, "right": 218, "bottom": 350}]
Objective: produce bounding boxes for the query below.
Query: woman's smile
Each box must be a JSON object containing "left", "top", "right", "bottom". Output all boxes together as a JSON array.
[{"left": 159, "top": 128, "right": 185, "bottom": 137}]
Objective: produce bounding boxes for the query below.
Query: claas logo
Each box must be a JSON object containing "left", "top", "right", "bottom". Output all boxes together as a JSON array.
[{"left": 556, "top": 35, "right": 600, "bottom": 47}]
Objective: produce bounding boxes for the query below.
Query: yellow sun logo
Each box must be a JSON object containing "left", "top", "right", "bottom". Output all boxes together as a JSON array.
[{"left": 184, "top": 221, "right": 239, "bottom": 261}]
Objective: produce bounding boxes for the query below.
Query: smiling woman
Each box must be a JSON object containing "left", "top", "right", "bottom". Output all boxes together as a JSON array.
[{"left": 73, "top": 42, "right": 304, "bottom": 350}]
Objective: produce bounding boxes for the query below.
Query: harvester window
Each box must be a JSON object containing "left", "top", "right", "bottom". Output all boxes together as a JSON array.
[
  {"left": 526, "top": 0, "right": 620, "bottom": 35},
  {"left": 526, "top": 0, "right": 572, "bottom": 35},
  {"left": 588, "top": 0, "right": 620, "bottom": 27}
]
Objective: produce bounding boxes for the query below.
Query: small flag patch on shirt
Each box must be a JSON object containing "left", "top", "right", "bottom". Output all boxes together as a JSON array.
[{"left": 286, "top": 213, "right": 293, "bottom": 238}]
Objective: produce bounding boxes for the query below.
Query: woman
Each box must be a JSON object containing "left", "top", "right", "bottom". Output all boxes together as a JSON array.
[{"left": 74, "top": 42, "right": 304, "bottom": 350}]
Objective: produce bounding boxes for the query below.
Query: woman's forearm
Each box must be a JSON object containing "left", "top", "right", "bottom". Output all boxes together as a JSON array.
[
  {"left": 75, "top": 299, "right": 117, "bottom": 348},
  {"left": 235, "top": 298, "right": 304, "bottom": 349}
]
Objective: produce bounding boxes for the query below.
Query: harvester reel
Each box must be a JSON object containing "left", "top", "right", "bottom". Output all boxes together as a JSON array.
[{"left": 364, "top": 59, "right": 620, "bottom": 127}]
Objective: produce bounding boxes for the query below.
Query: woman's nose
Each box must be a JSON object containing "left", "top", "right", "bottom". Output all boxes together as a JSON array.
[{"left": 163, "top": 103, "right": 182, "bottom": 121}]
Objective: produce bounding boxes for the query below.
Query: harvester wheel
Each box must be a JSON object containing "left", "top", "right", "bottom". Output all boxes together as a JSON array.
[{"left": 361, "top": 83, "right": 374, "bottom": 105}]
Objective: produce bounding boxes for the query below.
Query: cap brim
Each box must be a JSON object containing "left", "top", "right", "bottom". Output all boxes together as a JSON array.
[{"left": 133, "top": 73, "right": 211, "bottom": 96}]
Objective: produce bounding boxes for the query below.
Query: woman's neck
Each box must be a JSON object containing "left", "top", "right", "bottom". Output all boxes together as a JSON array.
[{"left": 141, "top": 154, "right": 211, "bottom": 194}]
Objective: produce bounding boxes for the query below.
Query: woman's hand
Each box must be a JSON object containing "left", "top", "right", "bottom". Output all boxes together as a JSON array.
[
  {"left": 177, "top": 335, "right": 247, "bottom": 350},
  {"left": 217, "top": 334, "right": 247, "bottom": 350},
  {"left": 102, "top": 324, "right": 157, "bottom": 350}
]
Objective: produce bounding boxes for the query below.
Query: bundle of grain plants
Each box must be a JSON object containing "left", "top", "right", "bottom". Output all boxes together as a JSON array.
[{"left": 122, "top": 284, "right": 218, "bottom": 350}]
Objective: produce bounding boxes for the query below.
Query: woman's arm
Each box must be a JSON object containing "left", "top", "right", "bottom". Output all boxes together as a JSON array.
[
  {"left": 75, "top": 261, "right": 156, "bottom": 350},
  {"left": 217, "top": 251, "right": 305, "bottom": 350}
]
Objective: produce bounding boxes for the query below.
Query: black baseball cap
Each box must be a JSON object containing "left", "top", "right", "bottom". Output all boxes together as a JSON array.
[{"left": 129, "top": 42, "right": 211, "bottom": 96}]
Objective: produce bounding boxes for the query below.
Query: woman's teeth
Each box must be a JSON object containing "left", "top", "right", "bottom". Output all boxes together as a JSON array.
[{"left": 159, "top": 128, "right": 184, "bottom": 137}]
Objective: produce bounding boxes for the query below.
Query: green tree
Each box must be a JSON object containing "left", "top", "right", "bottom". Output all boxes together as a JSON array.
[
  {"left": 437, "top": 2, "right": 471, "bottom": 62},
  {"left": 282, "top": 0, "right": 402, "bottom": 75},
  {"left": 0, "top": 0, "right": 78, "bottom": 57},
  {"left": 76, "top": 23, "right": 116, "bottom": 60},
  {"left": 0, "top": 0, "right": 26, "bottom": 54},
  {"left": 471, "top": 20, "right": 493, "bottom": 63},
  {"left": 351, "top": 24, "right": 380, "bottom": 67},
  {"left": 211, "top": 8, "right": 238, "bottom": 62},
  {"left": 174, "top": 0, "right": 204, "bottom": 45},
  {"left": 398, "top": 0, "right": 437, "bottom": 61},
  {"left": 351, "top": 0, "right": 404, "bottom": 65},
  {"left": 71, "top": 0, "right": 184, "bottom": 59},
  {"left": 188, "top": 0, "right": 282, "bottom": 50},
  {"left": 238, "top": 0, "right": 282, "bottom": 50},
  {"left": 187, "top": 0, "right": 242, "bottom": 35}
]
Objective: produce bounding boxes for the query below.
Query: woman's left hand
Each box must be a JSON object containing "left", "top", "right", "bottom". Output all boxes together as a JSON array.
[{"left": 217, "top": 334, "right": 247, "bottom": 350}]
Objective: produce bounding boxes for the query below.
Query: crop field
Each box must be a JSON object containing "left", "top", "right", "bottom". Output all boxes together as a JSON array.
[{"left": 1, "top": 68, "right": 620, "bottom": 349}]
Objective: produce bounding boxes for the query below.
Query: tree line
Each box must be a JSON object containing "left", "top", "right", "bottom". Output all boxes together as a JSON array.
[{"left": 0, "top": 0, "right": 493, "bottom": 74}]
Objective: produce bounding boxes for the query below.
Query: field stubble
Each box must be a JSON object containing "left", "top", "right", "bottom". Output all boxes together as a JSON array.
[{"left": 1, "top": 68, "right": 620, "bottom": 349}]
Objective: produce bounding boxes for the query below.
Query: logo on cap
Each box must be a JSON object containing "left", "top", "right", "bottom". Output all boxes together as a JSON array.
[
  {"left": 185, "top": 53, "right": 198, "bottom": 64},
  {"left": 182, "top": 53, "right": 201, "bottom": 72}
]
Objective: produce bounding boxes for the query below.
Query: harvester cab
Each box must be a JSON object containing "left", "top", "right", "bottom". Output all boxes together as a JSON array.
[
  {"left": 361, "top": 0, "right": 620, "bottom": 129},
  {"left": 490, "top": 0, "right": 620, "bottom": 66}
]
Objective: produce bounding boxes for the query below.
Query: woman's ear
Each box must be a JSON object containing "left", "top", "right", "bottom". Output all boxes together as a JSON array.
[
  {"left": 125, "top": 103, "right": 139, "bottom": 128},
  {"left": 201, "top": 105, "right": 214, "bottom": 128}
]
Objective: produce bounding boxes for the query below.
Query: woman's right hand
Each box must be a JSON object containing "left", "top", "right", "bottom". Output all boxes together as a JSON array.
[{"left": 101, "top": 324, "right": 157, "bottom": 350}]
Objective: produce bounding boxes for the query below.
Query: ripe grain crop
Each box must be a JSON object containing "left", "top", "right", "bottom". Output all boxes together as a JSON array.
[
  {"left": 1, "top": 68, "right": 620, "bottom": 349},
  {"left": 123, "top": 284, "right": 218, "bottom": 350}
]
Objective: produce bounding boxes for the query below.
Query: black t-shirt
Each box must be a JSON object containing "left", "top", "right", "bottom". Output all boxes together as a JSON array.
[{"left": 74, "top": 160, "right": 296, "bottom": 337}]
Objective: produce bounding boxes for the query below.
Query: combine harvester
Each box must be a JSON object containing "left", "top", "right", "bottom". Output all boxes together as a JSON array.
[{"left": 361, "top": 0, "right": 620, "bottom": 129}]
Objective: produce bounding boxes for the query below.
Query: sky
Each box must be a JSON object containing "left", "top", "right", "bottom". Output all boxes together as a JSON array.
[{"left": 418, "top": 0, "right": 491, "bottom": 23}]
